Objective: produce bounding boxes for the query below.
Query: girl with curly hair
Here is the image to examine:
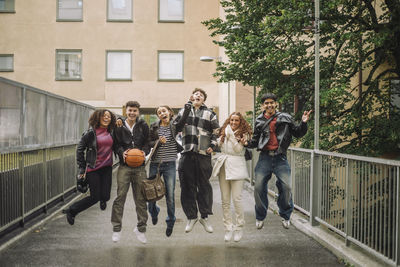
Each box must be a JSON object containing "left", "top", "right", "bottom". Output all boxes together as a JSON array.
[
  {"left": 64, "top": 109, "right": 117, "bottom": 225},
  {"left": 212, "top": 112, "right": 252, "bottom": 242}
]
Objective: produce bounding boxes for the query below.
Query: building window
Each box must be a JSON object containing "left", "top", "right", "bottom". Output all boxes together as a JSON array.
[
  {"left": 106, "top": 51, "right": 132, "bottom": 80},
  {"left": 0, "top": 54, "right": 13, "bottom": 71},
  {"left": 158, "top": 51, "right": 184, "bottom": 81},
  {"left": 0, "top": 0, "right": 15, "bottom": 12},
  {"left": 57, "top": 0, "right": 83, "bottom": 21},
  {"left": 159, "top": 0, "right": 184, "bottom": 22},
  {"left": 56, "top": 50, "right": 82, "bottom": 80},
  {"left": 107, "top": 0, "right": 132, "bottom": 21},
  {"left": 390, "top": 79, "right": 400, "bottom": 116}
]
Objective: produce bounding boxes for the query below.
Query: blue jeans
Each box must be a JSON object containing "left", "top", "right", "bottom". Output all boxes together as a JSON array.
[
  {"left": 147, "top": 161, "right": 176, "bottom": 228},
  {"left": 254, "top": 152, "right": 294, "bottom": 221}
]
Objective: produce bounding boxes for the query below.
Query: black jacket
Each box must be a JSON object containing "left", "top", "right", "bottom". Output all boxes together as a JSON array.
[
  {"left": 148, "top": 120, "right": 183, "bottom": 161},
  {"left": 248, "top": 111, "right": 307, "bottom": 155},
  {"left": 114, "top": 118, "right": 150, "bottom": 165},
  {"left": 76, "top": 127, "right": 117, "bottom": 175}
]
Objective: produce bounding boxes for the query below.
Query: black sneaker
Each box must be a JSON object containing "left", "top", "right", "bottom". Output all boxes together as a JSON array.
[
  {"left": 100, "top": 201, "right": 107, "bottom": 211},
  {"left": 65, "top": 210, "right": 75, "bottom": 225},
  {"left": 152, "top": 216, "right": 158, "bottom": 225},
  {"left": 166, "top": 227, "right": 173, "bottom": 237}
]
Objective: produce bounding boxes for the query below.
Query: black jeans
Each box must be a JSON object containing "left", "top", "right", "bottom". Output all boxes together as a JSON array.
[
  {"left": 69, "top": 166, "right": 112, "bottom": 216},
  {"left": 178, "top": 152, "right": 213, "bottom": 219}
]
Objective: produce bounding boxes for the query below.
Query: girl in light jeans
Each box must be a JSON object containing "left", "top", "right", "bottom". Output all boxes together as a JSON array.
[
  {"left": 212, "top": 112, "right": 252, "bottom": 242},
  {"left": 147, "top": 105, "right": 183, "bottom": 237}
]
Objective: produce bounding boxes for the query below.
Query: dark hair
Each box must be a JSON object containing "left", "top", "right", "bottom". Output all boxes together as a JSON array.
[
  {"left": 126, "top": 101, "right": 140, "bottom": 109},
  {"left": 192, "top": 88, "right": 207, "bottom": 101},
  {"left": 155, "top": 105, "right": 174, "bottom": 120},
  {"left": 88, "top": 109, "right": 116, "bottom": 132},
  {"left": 261, "top": 93, "right": 277, "bottom": 103},
  {"left": 218, "top": 112, "right": 252, "bottom": 144}
]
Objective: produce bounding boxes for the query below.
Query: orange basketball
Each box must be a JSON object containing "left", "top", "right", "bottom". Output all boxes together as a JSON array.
[{"left": 125, "top": 149, "right": 145, "bottom": 167}]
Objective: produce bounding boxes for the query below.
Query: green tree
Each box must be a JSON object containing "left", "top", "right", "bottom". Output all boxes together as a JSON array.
[{"left": 203, "top": 0, "right": 400, "bottom": 157}]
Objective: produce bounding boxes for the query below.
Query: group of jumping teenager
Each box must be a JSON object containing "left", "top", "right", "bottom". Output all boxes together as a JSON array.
[{"left": 63, "top": 88, "right": 312, "bottom": 244}]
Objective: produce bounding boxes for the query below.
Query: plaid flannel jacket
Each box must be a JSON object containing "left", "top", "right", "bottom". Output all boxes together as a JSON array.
[{"left": 174, "top": 101, "right": 219, "bottom": 155}]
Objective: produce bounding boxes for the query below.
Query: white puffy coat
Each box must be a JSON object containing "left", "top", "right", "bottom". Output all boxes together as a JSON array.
[{"left": 211, "top": 125, "right": 249, "bottom": 180}]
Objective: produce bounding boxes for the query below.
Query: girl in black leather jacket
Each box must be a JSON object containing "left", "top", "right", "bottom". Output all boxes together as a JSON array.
[{"left": 64, "top": 109, "right": 117, "bottom": 225}]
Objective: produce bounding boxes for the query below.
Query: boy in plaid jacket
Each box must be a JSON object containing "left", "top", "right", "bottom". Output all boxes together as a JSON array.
[{"left": 174, "top": 88, "right": 219, "bottom": 233}]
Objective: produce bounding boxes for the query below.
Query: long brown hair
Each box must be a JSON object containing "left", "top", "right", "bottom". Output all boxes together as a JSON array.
[
  {"left": 88, "top": 109, "right": 116, "bottom": 132},
  {"left": 219, "top": 112, "right": 252, "bottom": 143}
]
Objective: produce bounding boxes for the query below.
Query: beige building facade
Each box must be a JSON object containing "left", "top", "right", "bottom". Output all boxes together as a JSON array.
[{"left": 0, "top": 0, "right": 255, "bottom": 122}]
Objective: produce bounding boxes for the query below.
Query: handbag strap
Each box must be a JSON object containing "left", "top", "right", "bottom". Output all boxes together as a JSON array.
[
  {"left": 145, "top": 139, "right": 160, "bottom": 166},
  {"left": 146, "top": 139, "right": 163, "bottom": 174}
]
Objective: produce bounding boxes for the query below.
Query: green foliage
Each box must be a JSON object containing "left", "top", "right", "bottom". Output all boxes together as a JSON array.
[{"left": 203, "top": 0, "right": 400, "bottom": 156}]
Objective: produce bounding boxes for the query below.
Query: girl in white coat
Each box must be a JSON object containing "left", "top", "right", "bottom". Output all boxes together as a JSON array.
[{"left": 212, "top": 112, "right": 252, "bottom": 242}]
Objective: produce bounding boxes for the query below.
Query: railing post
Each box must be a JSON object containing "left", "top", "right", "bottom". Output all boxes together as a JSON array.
[
  {"left": 345, "top": 158, "right": 353, "bottom": 246},
  {"left": 396, "top": 166, "right": 400, "bottom": 265},
  {"left": 19, "top": 152, "right": 25, "bottom": 227},
  {"left": 19, "top": 86, "right": 26, "bottom": 227},
  {"left": 43, "top": 148, "right": 48, "bottom": 213},
  {"left": 62, "top": 146, "right": 65, "bottom": 201},
  {"left": 310, "top": 150, "right": 320, "bottom": 226},
  {"left": 290, "top": 149, "right": 295, "bottom": 205}
]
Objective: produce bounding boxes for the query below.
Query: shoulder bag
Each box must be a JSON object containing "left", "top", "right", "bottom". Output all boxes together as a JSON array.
[{"left": 140, "top": 140, "right": 166, "bottom": 202}]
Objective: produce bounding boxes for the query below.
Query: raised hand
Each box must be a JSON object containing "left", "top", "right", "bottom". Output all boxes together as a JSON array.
[
  {"left": 302, "top": 110, "right": 313, "bottom": 123},
  {"left": 116, "top": 118, "right": 123, "bottom": 127}
]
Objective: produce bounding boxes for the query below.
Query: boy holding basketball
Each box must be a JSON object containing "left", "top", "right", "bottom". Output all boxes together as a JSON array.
[{"left": 111, "top": 100, "right": 150, "bottom": 244}]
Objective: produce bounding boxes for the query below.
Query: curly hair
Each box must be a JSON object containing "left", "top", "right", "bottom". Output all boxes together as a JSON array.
[
  {"left": 219, "top": 112, "right": 252, "bottom": 143},
  {"left": 88, "top": 109, "right": 116, "bottom": 132}
]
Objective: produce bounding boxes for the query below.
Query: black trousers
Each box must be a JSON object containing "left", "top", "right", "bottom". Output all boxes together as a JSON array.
[
  {"left": 178, "top": 152, "right": 213, "bottom": 219},
  {"left": 69, "top": 166, "right": 112, "bottom": 217}
]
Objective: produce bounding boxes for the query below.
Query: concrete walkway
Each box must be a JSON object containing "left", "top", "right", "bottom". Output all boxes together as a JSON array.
[{"left": 0, "top": 167, "right": 345, "bottom": 267}]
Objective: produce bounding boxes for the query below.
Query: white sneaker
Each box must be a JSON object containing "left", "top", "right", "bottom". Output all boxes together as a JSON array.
[
  {"left": 282, "top": 219, "right": 290, "bottom": 229},
  {"left": 233, "top": 230, "right": 243, "bottom": 242},
  {"left": 224, "top": 230, "right": 233, "bottom": 242},
  {"left": 134, "top": 227, "right": 147, "bottom": 244},
  {"left": 199, "top": 218, "right": 213, "bottom": 233},
  {"left": 112, "top": 231, "right": 121, "bottom": 243},
  {"left": 256, "top": 220, "right": 264, "bottom": 229},
  {"left": 185, "top": 219, "right": 198, "bottom": 233}
]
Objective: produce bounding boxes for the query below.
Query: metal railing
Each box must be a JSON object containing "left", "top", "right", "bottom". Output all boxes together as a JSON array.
[
  {"left": 0, "top": 77, "right": 95, "bottom": 233},
  {"left": 264, "top": 147, "right": 400, "bottom": 266},
  {"left": 0, "top": 145, "right": 78, "bottom": 231}
]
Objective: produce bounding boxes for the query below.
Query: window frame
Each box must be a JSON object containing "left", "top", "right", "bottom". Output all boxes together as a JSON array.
[
  {"left": 55, "top": 49, "right": 83, "bottom": 81},
  {"left": 0, "top": 0, "right": 15, "bottom": 13},
  {"left": 106, "top": 50, "right": 132, "bottom": 81},
  {"left": 56, "top": 0, "right": 83, "bottom": 22},
  {"left": 158, "top": 0, "right": 184, "bottom": 23},
  {"left": 157, "top": 50, "right": 184, "bottom": 82},
  {"left": 0, "top": 54, "right": 14, "bottom": 72},
  {"left": 107, "top": 0, "right": 133, "bottom": 22}
]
